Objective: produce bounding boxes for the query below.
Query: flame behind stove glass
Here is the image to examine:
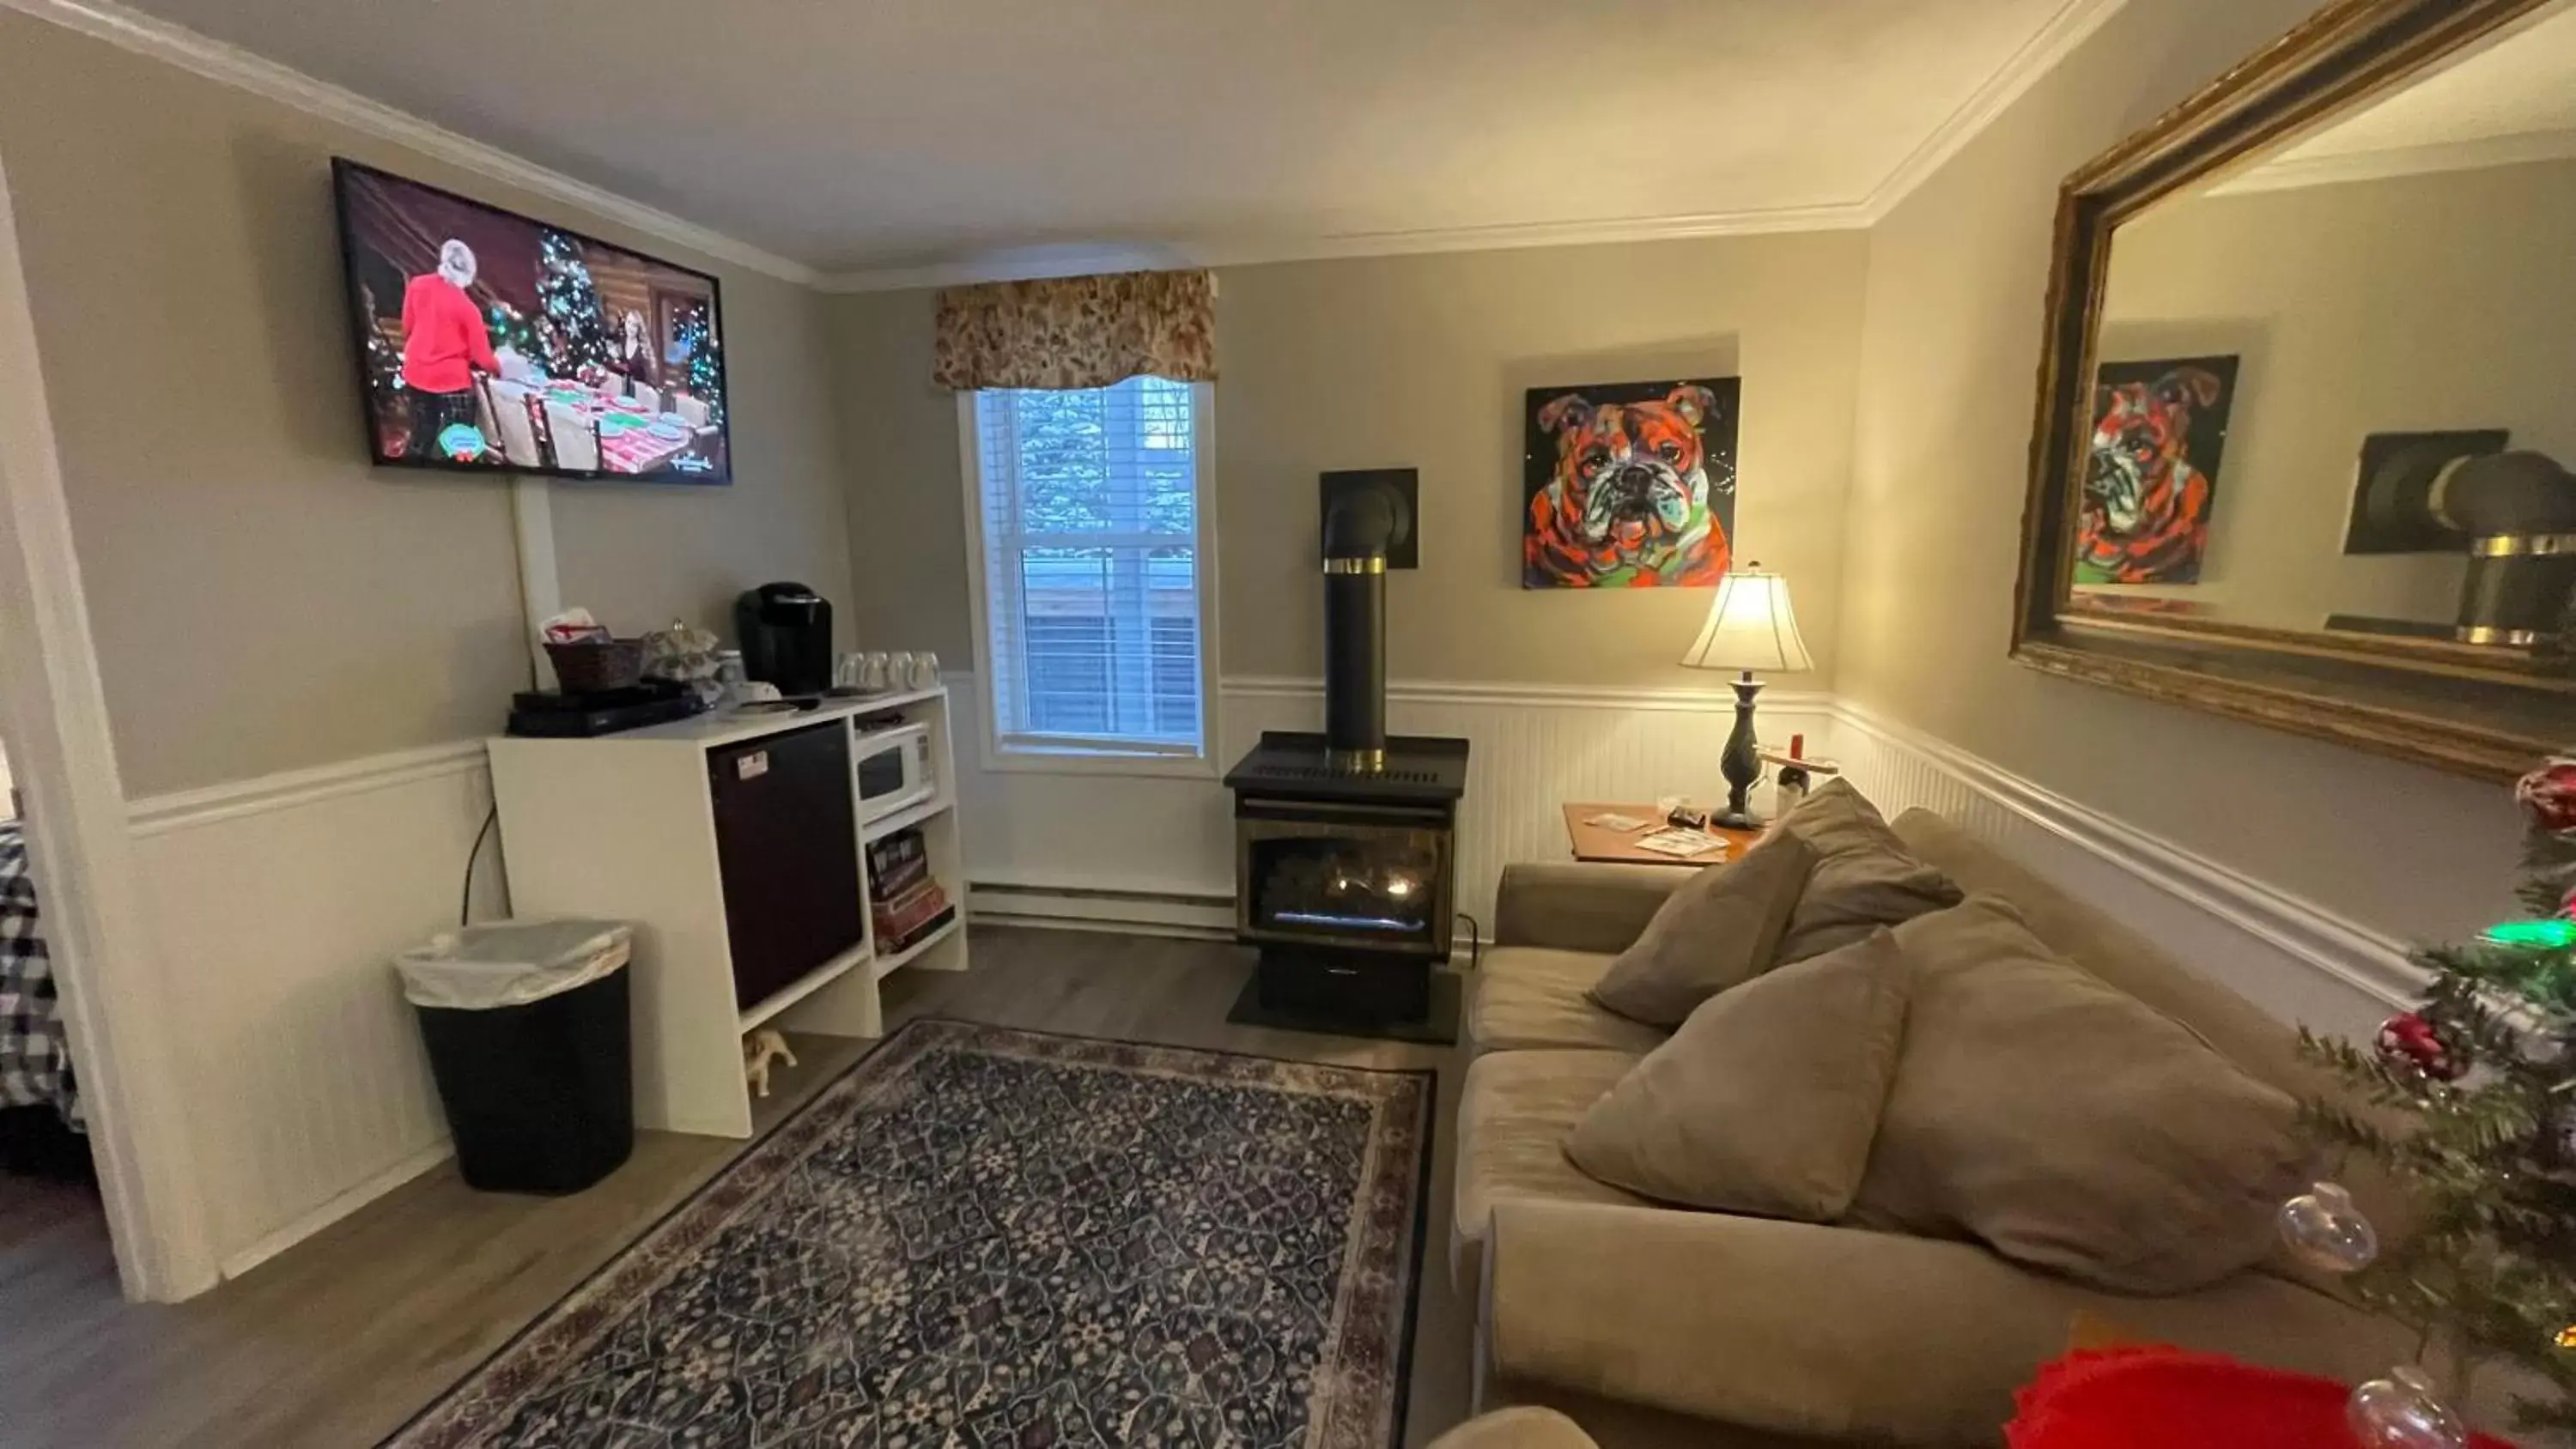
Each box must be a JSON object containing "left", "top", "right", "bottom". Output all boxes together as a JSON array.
[{"left": 1249, "top": 834, "right": 1437, "bottom": 941}]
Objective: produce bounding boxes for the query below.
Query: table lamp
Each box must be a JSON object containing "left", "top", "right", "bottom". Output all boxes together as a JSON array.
[{"left": 1680, "top": 565, "right": 1812, "bottom": 829}]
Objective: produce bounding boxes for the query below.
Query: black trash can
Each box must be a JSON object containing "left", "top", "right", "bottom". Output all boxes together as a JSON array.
[{"left": 399, "top": 919, "right": 636, "bottom": 1195}]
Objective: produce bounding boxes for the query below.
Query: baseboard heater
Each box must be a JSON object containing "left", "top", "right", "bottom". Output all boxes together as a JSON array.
[{"left": 964, "top": 880, "right": 1238, "bottom": 938}]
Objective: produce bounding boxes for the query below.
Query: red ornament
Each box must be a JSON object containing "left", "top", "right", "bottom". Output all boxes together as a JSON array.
[
  {"left": 2375, "top": 1012, "right": 2465, "bottom": 1082},
  {"left": 2519, "top": 755, "right": 2576, "bottom": 834}
]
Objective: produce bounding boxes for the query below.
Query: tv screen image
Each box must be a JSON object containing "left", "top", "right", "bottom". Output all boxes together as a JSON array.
[{"left": 332, "top": 158, "right": 731, "bottom": 484}]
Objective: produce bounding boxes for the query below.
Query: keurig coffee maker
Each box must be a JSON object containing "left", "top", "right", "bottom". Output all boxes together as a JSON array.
[{"left": 735, "top": 582, "right": 833, "bottom": 695}]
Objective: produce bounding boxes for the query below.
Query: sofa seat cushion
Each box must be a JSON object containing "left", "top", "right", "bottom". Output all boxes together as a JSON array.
[
  {"left": 1571, "top": 930, "right": 1911, "bottom": 1222},
  {"left": 1452, "top": 1048, "right": 1645, "bottom": 1295},
  {"left": 1587, "top": 829, "right": 1819, "bottom": 1028},
  {"left": 1847, "top": 895, "right": 2308, "bottom": 1295},
  {"left": 1772, "top": 781, "right": 1964, "bottom": 966},
  {"left": 1472, "top": 947, "right": 1673, "bottom": 1056}
]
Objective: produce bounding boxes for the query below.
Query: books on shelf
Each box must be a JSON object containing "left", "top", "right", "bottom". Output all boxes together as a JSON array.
[
  {"left": 866, "top": 823, "right": 952, "bottom": 954},
  {"left": 866, "top": 826, "right": 928, "bottom": 897},
  {"left": 878, "top": 903, "right": 957, "bottom": 957}
]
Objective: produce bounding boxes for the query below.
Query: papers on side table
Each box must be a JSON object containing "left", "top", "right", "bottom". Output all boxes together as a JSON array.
[
  {"left": 1583, "top": 810, "right": 1656, "bottom": 833},
  {"left": 1632, "top": 828, "right": 1728, "bottom": 859}
]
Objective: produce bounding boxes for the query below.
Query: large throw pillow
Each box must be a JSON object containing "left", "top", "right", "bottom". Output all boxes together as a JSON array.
[
  {"left": 1568, "top": 930, "right": 1910, "bottom": 1221},
  {"left": 1586, "top": 830, "right": 1818, "bottom": 1028},
  {"left": 1845, "top": 895, "right": 2308, "bottom": 1294},
  {"left": 1772, "top": 780, "right": 1963, "bottom": 965}
]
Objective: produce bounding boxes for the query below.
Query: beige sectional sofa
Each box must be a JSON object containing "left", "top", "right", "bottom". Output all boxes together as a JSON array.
[{"left": 1455, "top": 809, "right": 2418, "bottom": 1449}]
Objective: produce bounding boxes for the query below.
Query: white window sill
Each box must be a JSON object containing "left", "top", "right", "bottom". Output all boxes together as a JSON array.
[{"left": 980, "top": 743, "right": 1219, "bottom": 781}]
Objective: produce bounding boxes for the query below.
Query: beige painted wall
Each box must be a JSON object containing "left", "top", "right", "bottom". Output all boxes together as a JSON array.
[
  {"left": 1837, "top": 0, "right": 2523, "bottom": 943},
  {"left": 2091, "top": 157, "right": 2576, "bottom": 628},
  {"left": 0, "top": 14, "right": 850, "bottom": 797},
  {"left": 832, "top": 232, "right": 1871, "bottom": 691}
]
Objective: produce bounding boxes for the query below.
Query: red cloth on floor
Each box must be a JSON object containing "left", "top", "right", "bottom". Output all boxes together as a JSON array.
[
  {"left": 2007, "top": 1346, "right": 2518, "bottom": 1449},
  {"left": 399, "top": 274, "right": 498, "bottom": 394}
]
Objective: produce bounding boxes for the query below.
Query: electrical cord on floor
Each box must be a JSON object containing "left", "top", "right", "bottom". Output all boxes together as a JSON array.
[
  {"left": 1454, "top": 911, "right": 1484, "bottom": 973},
  {"left": 460, "top": 804, "right": 499, "bottom": 926}
]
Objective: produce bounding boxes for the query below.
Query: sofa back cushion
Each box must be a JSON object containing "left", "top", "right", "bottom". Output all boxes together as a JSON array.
[
  {"left": 1570, "top": 930, "right": 1911, "bottom": 1222},
  {"left": 1886, "top": 809, "right": 2421, "bottom": 1284},
  {"left": 1845, "top": 895, "right": 2308, "bottom": 1294},
  {"left": 1773, "top": 782, "right": 1965, "bottom": 965},
  {"left": 1587, "top": 830, "right": 1818, "bottom": 1028},
  {"left": 1888, "top": 811, "right": 2296, "bottom": 1088}
]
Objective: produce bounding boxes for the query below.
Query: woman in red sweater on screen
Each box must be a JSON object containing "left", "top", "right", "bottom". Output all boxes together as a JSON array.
[{"left": 400, "top": 239, "right": 499, "bottom": 462}]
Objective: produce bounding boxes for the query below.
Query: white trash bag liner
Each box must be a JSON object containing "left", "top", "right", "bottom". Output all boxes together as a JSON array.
[{"left": 398, "top": 919, "right": 633, "bottom": 1011}]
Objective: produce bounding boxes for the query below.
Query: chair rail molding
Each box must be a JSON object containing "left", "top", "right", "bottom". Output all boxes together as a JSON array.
[{"left": 1825, "top": 698, "right": 2425, "bottom": 1021}]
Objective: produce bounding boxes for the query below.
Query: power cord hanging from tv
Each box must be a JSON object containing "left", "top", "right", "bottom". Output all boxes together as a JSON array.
[{"left": 459, "top": 804, "right": 499, "bottom": 926}]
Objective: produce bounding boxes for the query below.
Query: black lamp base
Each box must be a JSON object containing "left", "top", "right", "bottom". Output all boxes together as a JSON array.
[{"left": 1716, "top": 670, "right": 1765, "bottom": 829}]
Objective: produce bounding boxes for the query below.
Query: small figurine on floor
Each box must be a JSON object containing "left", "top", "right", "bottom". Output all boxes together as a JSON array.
[{"left": 742, "top": 1029, "right": 798, "bottom": 1099}]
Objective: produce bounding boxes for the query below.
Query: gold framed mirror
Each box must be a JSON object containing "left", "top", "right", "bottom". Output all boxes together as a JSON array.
[{"left": 2014, "top": 0, "right": 2574, "bottom": 782}]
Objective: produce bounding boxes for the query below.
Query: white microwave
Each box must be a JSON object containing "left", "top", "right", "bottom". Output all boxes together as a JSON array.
[{"left": 851, "top": 721, "right": 933, "bottom": 822}]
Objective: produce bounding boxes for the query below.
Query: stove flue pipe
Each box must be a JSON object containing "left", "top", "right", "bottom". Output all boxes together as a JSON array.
[{"left": 1321, "top": 480, "right": 1411, "bottom": 773}]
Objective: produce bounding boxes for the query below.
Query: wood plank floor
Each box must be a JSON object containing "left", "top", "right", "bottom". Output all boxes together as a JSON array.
[{"left": 0, "top": 927, "right": 1471, "bottom": 1449}]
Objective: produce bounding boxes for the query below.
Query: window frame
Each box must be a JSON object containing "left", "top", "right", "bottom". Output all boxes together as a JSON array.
[{"left": 955, "top": 379, "right": 1220, "bottom": 779}]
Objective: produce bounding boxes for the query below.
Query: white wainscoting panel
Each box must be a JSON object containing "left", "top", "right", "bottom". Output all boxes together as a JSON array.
[
  {"left": 126, "top": 742, "right": 499, "bottom": 1276},
  {"left": 1221, "top": 677, "right": 1834, "bottom": 932},
  {"left": 950, "top": 671, "right": 2420, "bottom": 1040},
  {"left": 112, "top": 681, "right": 2424, "bottom": 1287},
  {"left": 946, "top": 671, "right": 1830, "bottom": 936},
  {"left": 1828, "top": 701, "right": 2421, "bottom": 1039}
]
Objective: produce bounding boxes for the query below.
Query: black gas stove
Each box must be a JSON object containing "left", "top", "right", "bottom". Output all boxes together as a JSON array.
[{"left": 1223, "top": 475, "right": 1467, "bottom": 1042}]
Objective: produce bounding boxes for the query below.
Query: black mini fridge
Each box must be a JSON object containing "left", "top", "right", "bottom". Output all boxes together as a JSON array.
[{"left": 708, "top": 720, "right": 866, "bottom": 1009}]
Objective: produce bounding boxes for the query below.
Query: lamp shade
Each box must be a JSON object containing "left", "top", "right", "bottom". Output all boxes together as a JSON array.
[{"left": 1680, "top": 567, "right": 1813, "bottom": 673}]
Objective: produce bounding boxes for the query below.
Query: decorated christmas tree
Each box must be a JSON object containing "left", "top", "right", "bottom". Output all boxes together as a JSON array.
[
  {"left": 2285, "top": 753, "right": 2576, "bottom": 1440},
  {"left": 484, "top": 299, "right": 538, "bottom": 364},
  {"left": 673, "top": 302, "right": 724, "bottom": 427},
  {"left": 536, "top": 230, "right": 613, "bottom": 375}
]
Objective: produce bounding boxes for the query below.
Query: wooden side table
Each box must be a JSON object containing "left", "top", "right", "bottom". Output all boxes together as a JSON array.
[{"left": 1561, "top": 803, "right": 1763, "bottom": 866}]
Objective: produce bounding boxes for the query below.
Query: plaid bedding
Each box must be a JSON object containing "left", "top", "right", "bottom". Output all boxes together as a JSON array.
[{"left": 0, "top": 822, "right": 78, "bottom": 1131}]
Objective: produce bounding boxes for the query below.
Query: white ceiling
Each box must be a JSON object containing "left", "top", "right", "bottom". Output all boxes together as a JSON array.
[
  {"left": 2227, "top": 0, "right": 2576, "bottom": 190},
  {"left": 76, "top": 0, "right": 2099, "bottom": 282}
]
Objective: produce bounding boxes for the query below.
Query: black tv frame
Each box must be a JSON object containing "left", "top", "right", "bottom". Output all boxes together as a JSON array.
[{"left": 330, "top": 156, "right": 732, "bottom": 486}]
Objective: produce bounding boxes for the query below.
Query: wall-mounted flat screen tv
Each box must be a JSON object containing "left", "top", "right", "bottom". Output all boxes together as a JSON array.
[{"left": 332, "top": 158, "right": 731, "bottom": 484}]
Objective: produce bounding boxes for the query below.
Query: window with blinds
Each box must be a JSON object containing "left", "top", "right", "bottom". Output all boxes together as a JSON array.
[{"left": 967, "top": 377, "right": 1209, "bottom": 758}]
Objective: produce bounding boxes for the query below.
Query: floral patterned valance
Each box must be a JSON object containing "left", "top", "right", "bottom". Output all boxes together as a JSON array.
[{"left": 931, "top": 270, "right": 1217, "bottom": 391}]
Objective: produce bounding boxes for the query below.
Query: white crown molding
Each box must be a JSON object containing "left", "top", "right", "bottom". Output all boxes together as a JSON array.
[
  {"left": 2, "top": 0, "right": 823, "bottom": 287},
  {"left": 817, "top": 203, "right": 1877, "bottom": 294},
  {"left": 1828, "top": 699, "right": 2426, "bottom": 1010},
  {"left": 2211, "top": 127, "right": 2576, "bottom": 196},
  {"left": 820, "top": 0, "right": 2129, "bottom": 290},
  {"left": 1861, "top": 0, "right": 2131, "bottom": 221},
  {"left": 128, "top": 739, "right": 486, "bottom": 837},
  {"left": 11, "top": 0, "right": 2121, "bottom": 294}
]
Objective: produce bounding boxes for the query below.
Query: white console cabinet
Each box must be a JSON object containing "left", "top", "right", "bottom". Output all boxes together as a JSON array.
[{"left": 486, "top": 686, "right": 965, "bottom": 1137}]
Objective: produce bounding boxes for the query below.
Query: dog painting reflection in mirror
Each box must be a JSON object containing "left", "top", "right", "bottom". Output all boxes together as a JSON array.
[
  {"left": 1522, "top": 379, "right": 1738, "bottom": 588},
  {"left": 2080, "top": 355, "right": 2239, "bottom": 585}
]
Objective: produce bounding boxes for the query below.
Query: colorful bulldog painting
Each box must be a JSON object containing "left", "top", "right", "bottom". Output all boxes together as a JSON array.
[
  {"left": 1522, "top": 379, "right": 1738, "bottom": 588},
  {"left": 2079, "top": 355, "right": 2240, "bottom": 585}
]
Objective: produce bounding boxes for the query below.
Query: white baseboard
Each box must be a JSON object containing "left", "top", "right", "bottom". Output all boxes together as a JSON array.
[
  {"left": 216, "top": 1139, "right": 452, "bottom": 1281},
  {"left": 967, "top": 878, "right": 1236, "bottom": 938}
]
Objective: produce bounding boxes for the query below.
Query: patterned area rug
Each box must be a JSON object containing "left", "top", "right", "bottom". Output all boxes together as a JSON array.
[{"left": 387, "top": 1019, "right": 1436, "bottom": 1449}]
